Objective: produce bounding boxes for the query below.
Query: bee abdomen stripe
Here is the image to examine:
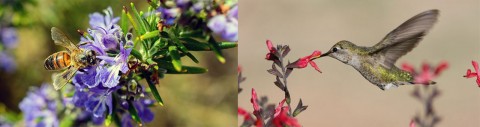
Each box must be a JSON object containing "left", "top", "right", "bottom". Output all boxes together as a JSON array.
[
  {"left": 53, "top": 53, "right": 59, "bottom": 69},
  {"left": 44, "top": 55, "right": 55, "bottom": 70},
  {"left": 62, "top": 52, "right": 68, "bottom": 67},
  {"left": 56, "top": 52, "right": 65, "bottom": 68},
  {"left": 64, "top": 53, "right": 71, "bottom": 67}
]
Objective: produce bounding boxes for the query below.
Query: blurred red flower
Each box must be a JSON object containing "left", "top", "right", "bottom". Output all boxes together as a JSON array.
[
  {"left": 272, "top": 106, "right": 301, "bottom": 127},
  {"left": 409, "top": 120, "right": 416, "bottom": 127},
  {"left": 238, "top": 108, "right": 251, "bottom": 121},
  {"left": 274, "top": 98, "right": 286, "bottom": 117},
  {"left": 464, "top": 60, "right": 480, "bottom": 87},
  {"left": 401, "top": 61, "right": 448, "bottom": 85}
]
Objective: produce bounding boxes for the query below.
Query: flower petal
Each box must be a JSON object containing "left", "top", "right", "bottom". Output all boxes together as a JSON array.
[
  {"left": 464, "top": 69, "right": 477, "bottom": 78},
  {"left": 434, "top": 61, "right": 448, "bottom": 76},
  {"left": 296, "top": 58, "right": 309, "bottom": 68},
  {"left": 101, "top": 34, "right": 119, "bottom": 50},
  {"left": 472, "top": 61, "right": 480, "bottom": 76},
  {"left": 238, "top": 108, "right": 251, "bottom": 121},
  {"left": 274, "top": 98, "right": 286, "bottom": 117},
  {"left": 89, "top": 12, "right": 106, "bottom": 29},
  {"left": 266, "top": 40, "right": 274, "bottom": 51},
  {"left": 476, "top": 78, "right": 480, "bottom": 87},
  {"left": 410, "top": 120, "right": 416, "bottom": 127},
  {"left": 72, "top": 88, "right": 88, "bottom": 107},
  {"left": 309, "top": 61, "right": 322, "bottom": 73},
  {"left": 250, "top": 88, "right": 260, "bottom": 112},
  {"left": 121, "top": 114, "right": 134, "bottom": 127},
  {"left": 402, "top": 63, "right": 415, "bottom": 74},
  {"left": 207, "top": 15, "right": 227, "bottom": 33},
  {"left": 422, "top": 62, "right": 430, "bottom": 74},
  {"left": 220, "top": 22, "right": 238, "bottom": 42},
  {"left": 1, "top": 27, "right": 18, "bottom": 49},
  {"left": 308, "top": 50, "right": 322, "bottom": 59}
]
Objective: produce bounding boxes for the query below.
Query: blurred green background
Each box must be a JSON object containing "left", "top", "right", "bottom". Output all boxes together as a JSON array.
[
  {"left": 239, "top": 0, "right": 479, "bottom": 127},
  {"left": 0, "top": 0, "right": 237, "bottom": 126}
]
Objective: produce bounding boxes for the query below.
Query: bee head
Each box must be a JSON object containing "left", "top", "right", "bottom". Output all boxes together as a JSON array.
[
  {"left": 79, "top": 50, "right": 97, "bottom": 66},
  {"left": 86, "top": 50, "right": 97, "bottom": 65}
]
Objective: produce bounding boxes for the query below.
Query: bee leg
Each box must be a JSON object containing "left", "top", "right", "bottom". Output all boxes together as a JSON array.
[{"left": 78, "top": 41, "right": 92, "bottom": 46}]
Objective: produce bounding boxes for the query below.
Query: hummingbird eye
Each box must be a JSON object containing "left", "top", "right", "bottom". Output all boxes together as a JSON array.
[{"left": 332, "top": 47, "right": 338, "bottom": 52}]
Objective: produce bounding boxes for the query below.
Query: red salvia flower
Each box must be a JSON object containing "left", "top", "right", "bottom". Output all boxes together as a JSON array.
[
  {"left": 272, "top": 106, "right": 301, "bottom": 127},
  {"left": 238, "top": 108, "right": 251, "bottom": 121},
  {"left": 402, "top": 63, "right": 416, "bottom": 74},
  {"left": 250, "top": 88, "right": 263, "bottom": 127},
  {"left": 274, "top": 98, "right": 286, "bottom": 117},
  {"left": 251, "top": 88, "right": 260, "bottom": 112},
  {"left": 288, "top": 50, "right": 322, "bottom": 72},
  {"left": 464, "top": 60, "right": 480, "bottom": 87},
  {"left": 401, "top": 61, "right": 448, "bottom": 85},
  {"left": 265, "top": 40, "right": 278, "bottom": 60},
  {"left": 409, "top": 119, "right": 416, "bottom": 127}
]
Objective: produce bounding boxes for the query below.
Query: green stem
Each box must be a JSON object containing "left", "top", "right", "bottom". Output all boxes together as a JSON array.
[
  {"left": 279, "top": 49, "right": 292, "bottom": 116},
  {"left": 146, "top": 76, "right": 164, "bottom": 106},
  {"left": 127, "top": 100, "right": 143, "bottom": 126}
]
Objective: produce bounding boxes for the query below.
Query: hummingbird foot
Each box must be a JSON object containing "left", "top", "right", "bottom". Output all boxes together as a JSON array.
[{"left": 408, "top": 81, "right": 436, "bottom": 85}]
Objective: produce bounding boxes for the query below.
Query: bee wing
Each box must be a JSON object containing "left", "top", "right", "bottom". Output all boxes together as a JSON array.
[
  {"left": 52, "top": 66, "right": 78, "bottom": 90},
  {"left": 51, "top": 27, "right": 79, "bottom": 52}
]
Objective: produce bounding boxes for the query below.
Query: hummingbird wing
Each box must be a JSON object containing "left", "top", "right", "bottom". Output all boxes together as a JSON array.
[{"left": 369, "top": 9, "right": 439, "bottom": 68}]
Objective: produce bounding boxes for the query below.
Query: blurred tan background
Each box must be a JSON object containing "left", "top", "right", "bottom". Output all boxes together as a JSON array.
[
  {"left": 0, "top": 0, "right": 237, "bottom": 126},
  {"left": 239, "top": 0, "right": 479, "bottom": 127}
]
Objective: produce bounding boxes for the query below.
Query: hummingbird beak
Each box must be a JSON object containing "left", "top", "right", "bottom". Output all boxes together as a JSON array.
[
  {"left": 320, "top": 51, "right": 331, "bottom": 57},
  {"left": 311, "top": 51, "right": 330, "bottom": 60}
]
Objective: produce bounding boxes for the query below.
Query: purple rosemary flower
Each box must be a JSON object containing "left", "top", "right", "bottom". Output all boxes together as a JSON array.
[
  {"left": 70, "top": 6, "right": 130, "bottom": 125},
  {"left": 228, "top": 5, "right": 238, "bottom": 19},
  {"left": 88, "top": 7, "right": 120, "bottom": 34},
  {"left": 71, "top": 83, "right": 89, "bottom": 107},
  {"left": 84, "top": 91, "right": 113, "bottom": 124},
  {"left": 0, "top": 52, "right": 15, "bottom": 72},
  {"left": 73, "top": 66, "right": 100, "bottom": 88},
  {"left": 71, "top": 84, "right": 115, "bottom": 125},
  {"left": 121, "top": 114, "right": 135, "bottom": 127},
  {"left": 176, "top": 0, "right": 191, "bottom": 8},
  {"left": 208, "top": 15, "right": 227, "bottom": 34},
  {"left": 157, "top": 7, "right": 181, "bottom": 25},
  {"left": 75, "top": 6, "right": 129, "bottom": 89},
  {"left": 119, "top": 95, "right": 155, "bottom": 125},
  {"left": 19, "top": 83, "right": 60, "bottom": 127},
  {"left": 85, "top": 6, "right": 122, "bottom": 52},
  {"left": 96, "top": 42, "right": 131, "bottom": 88},
  {"left": 0, "top": 27, "right": 18, "bottom": 49},
  {"left": 133, "top": 98, "right": 155, "bottom": 122},
  {"left": 207, "top": 5, "right": 238, "bottom": 42},
  {"left": 191, "top": 2, "right": 204, "bottom": 13}
]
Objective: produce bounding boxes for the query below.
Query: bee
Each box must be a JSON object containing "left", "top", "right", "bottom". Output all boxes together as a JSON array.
[{"left": 44, "top": 27, "right": 97, "bottom": 90}]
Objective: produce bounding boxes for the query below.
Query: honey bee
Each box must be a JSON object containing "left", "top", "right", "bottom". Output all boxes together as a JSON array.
[{"left": 44, "top": 27, "right": 97, "bottom": 90}]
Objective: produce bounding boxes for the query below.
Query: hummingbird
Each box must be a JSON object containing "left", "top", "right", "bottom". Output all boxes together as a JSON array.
[{"left": 317, "top": 9, "right": 439, "bottom": 90}]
